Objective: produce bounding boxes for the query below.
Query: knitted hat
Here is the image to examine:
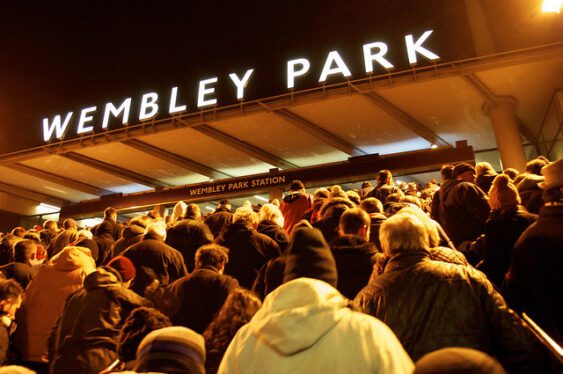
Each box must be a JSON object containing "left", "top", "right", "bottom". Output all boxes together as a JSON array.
[
  {"left": 452, "top": 163, "right": 475, "bottom": 179},
  {"left": 107, "top": 256, "right": 136, "bottom": 282},
  {"left": 283, "top": 227, "right": 337, "bottom": 287},
  {"left": 539, "top": 158, "right": 563, "bottom": 190},
  {"left": 414, "top": 347, "right": 506, "bottom": 374},
  {"left": 488, "top": 174, "right": 520, "bottom": 210},
  {"left": 135, "top": 326, "right": 205, "bottom": 374}
]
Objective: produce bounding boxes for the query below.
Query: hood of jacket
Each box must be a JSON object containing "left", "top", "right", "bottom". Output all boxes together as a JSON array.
[
  {"left": 516, "top": 173, "right": 544, "bottom": 192},
  {"left": 223, "top": 221, "right": 254, "bottom": 242},
  {"left": 83, "top": 267, "right": 122, "bottom": 291},
  {"left": 50, "top": 246, "right": 96, "bottom": 273},
  {"left": 438, "top": 178, "right": 458, "bottom": 198},
  {"left": 283, "top": 191, "right": 304, "bottom": 204},
  {"left": 122, "top": 223, "right": 145, "bottom": 239},
  {"left": 250, "top": 277, "right": 349, "bottom": 356}
]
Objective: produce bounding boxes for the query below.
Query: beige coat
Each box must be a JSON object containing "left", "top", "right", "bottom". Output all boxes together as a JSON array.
[{"left": 13, "top": 246, "right": 96, "bottom": 362}]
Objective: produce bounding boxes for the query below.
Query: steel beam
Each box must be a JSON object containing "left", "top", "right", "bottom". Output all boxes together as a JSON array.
[
  {"left": 362, "top": 92, "right": 451, "bottom": 147},
  {"left": 191, "top": 124, "right": 298, "bottom": 170},
  {"left": 121, "top": 139, "right": 232, "bottom": 180},
  {"left": 61, "top": 152, "right": 171, "bottom": 189},
  {"left": 0, "top": 181, "right": 68, "bottom": 206},
  {"left": 273, "top": 109, "right": 366, "bottom": 156},
  {"left": 5, "top": 163, "right": 112, "bottom": 196}
]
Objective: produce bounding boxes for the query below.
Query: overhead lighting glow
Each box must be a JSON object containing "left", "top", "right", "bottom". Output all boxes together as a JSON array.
[
  {"left": 254, "top": 195, "right": 269, "bottom": 202},
  {"left": 206, "top": 206, "right": 214, "bottom": 211},
  {"left": 38, "top": 202, "right": 60, "bottom": 212},
  {"left": 542, "top": 0, "right": 561, "bottom": 12},
  {"left": 431, "top": 144, "right": 438, "bottom": 149}
]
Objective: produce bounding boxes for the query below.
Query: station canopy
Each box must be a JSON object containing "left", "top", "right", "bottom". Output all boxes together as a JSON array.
[{"left": 0, "top": 42, "right": 561, "bottom": 216}]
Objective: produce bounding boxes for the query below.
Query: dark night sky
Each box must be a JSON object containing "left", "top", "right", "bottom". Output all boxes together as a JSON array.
[{"left": 0, "top": 1, "right": 516, "bottom": 155}]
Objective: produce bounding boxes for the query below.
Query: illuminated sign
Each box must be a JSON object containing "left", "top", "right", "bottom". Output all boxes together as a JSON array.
[
  {"left": 187, "top": 175, "right": 287, "bottom": 197},
  {"left": 42, "top": 30, "right": 440, "bottom": 142}
]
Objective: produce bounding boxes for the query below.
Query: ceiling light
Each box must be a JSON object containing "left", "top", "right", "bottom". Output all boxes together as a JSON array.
[
  {"left": 254, "top": 195, "right": 269, "bottom": 202},
  {"left": 431, "top": 144, "right": 438, "bottom": 149},
  {"left": 38, "top": 202, "right": 60, "bottom": 211},
  {"left": 542, "top": 0, "right": 561, "bottom": 12},
  {"left": 205, "top": 206, "right": 214, "bottom": 211}
]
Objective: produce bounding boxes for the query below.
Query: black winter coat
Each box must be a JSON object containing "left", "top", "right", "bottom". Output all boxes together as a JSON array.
[
  {"left": 504, "top": 204, "right": 563, "bottom": 344},
  {"left": 0, "top": 262, "right": 36, "bottom": 289},
  {"left": 438, "top": 179, "right": 490, "bottom": 246},
  {"left": 479, "top": 205, "right": 536, "bottom": 288},
  {"left": 168, "top": 266, "right": 239, "bottom": 333},
  {"left": 93, "top": 219, "right": 118, "bottom": 266},
  {"left": 49, "top": 267, "right": 151, "bottom": 374},
  {"left": 257, "top": 220, "right": 289, "bottom": 253},
  {"left": 330, "top": 235, "right": 377, "bottom": 299},
  {"left": 205, "top": 210, "right": 233, "bottom": 239},
  {"left": 111, "top": 223, "right": 145, "bottom": 257},
  {"left": 217, "top": 222, "right": 281, "bottom": 289},
  {"left": 166, "top": 219, "right": 214, "bottom": 272},
  {"left": 122, "top": 234, "right": 188, "bottom": 295},
  {"left": 355, "top": 251, "right": 549, "bottom": 372}
]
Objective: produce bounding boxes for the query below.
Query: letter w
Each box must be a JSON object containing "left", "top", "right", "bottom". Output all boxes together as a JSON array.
[{"left": 42, "top": 112, "right": 73, "bottom": 142}]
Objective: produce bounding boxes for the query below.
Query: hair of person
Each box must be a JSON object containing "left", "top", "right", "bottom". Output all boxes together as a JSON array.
[
  {"left": 195, "top": 244, "right": 229, "bottom": 269},
  {"left": 232, "top": 206, "right": 258, "bottom": 226},
  {"left": 526, "top": 158, "right": 548, "bottom": 175},
  {"left": 104, "top": 207, "right": 117, "bottom": 219},
  {"left": 440, "top": 164, "right": 454, "bottom": 181},
  {"left": 360, "top": 197, "right": 383, "bottom": 214},
  {"left": 380, "top": 213, "right": 429, "bottom": 255},
  {"left": 43, "top": 220, "right": 58, "bottom": 231},
  {"left": 130, "top": 216, "right": 150, "bottom": 228},
  {"left": 184, "top": 203, "right": 201, "bottom": 220},
  {"left": 144, "top": 220, "right": 167, "bottom": 239},
  {"left": 13, "top": 240, "right": 36, "bottom": 263},
  {"left": 339, "top": 208, "right": 370, "bottom": 235},
  {"left": 258, "top": 203, "right": 284, "bottom": 228},
  {"left": 385, "top": 191, "right": 404, "bottom": 204},
  {"left": 475, "top": 162, "right": 495, "bottom": 176},
  {"left": 10, "top": 227, "right": 25, "bottom": 238},
  {"left": 329, "top": 185, "right": 347, "bottom": 199},
  {"left": 117, "top": 306, "right": 172, "bottom": 363},
  {"left": 375, "top": 170, "right": 394, "bottom": 187},
  {"left": 63, "top": 218, "right": 78, "bottom": 230},
  {"left": 502, "top": 168, "right": 519, "bottom": 181},
  {"left": 399, "top": 206, "right": 440, "bottom": 247},
  {"left": 22, "top": 231, "right": 40, "bottom": 244},
  {"left": 400, "top": 195, "right": 423, "bottom": 209},
  {"left": 0, "top": 278, "right": 24, "bottom": 303},
  {"left": 203, "top": 288, "right": 262, "bottom": 357},
  {"left": 77, "top": 229, "right": 93, "bottom": 240},
  {"left": 543, "top": 186, "right": 562, "bottom": 204},
  {"left": 346, "top": 190, "right": 361, "bottom": 206},
  {"left": 313, "top": 187, "right": 330, "bottom": 200}
]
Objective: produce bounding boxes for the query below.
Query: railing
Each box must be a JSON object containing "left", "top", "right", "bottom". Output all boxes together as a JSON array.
[{"left": 522, "top": 313, "right": 563, "bottom": 366}]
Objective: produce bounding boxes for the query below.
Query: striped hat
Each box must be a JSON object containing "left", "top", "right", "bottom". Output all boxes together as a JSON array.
[{"left": 134, "top": 326, "right": 205, "bottom": 374}]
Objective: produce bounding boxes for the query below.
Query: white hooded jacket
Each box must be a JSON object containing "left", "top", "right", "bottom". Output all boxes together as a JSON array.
[{"left": 218, "top": 278, "right": 413, "bottom": 373}]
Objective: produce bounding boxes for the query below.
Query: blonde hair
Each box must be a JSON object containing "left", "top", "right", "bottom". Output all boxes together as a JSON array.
[
  {"left": 399, "top": 206, "right": 440, "bottom": 247},
  {"left": 259, "top": 204, "right": 284, "bottom": 227},
  {"left": 170, "top": 201, "right": 187, "bottom": 224},
  {"left": 233, "top": 206, "right": 258, "bottom": 226},
  {"left": 380, "top": 213, "right": 429, "bottom": 255},
  {"left": 144, "top": 219, "right": 167, "bottom": 239}
]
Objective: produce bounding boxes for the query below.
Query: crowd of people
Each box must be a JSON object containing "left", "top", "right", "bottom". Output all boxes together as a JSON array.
[{"left": 0, "top": 156, "right": 561, "bottom": 373}]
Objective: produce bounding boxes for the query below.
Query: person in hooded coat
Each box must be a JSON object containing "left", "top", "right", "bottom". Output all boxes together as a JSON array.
[
  {"left": 312, "top": 193, "right": 355, "bottom": 244},
  {"left": 280, "top": 180, "right": 313, "bottom": 235},
  {"left": 111, "top": 216, "right": 150, "bottom": 257},
  {"left": 0, "top": 240, "right": 38, "bottom": 289},
  {"left": 204, "top": 200, "right": 234, "bottom": 239},
  {"left": 49, "top": 259, "right": 151, "bottom": 374},
  {"left": 217, "top": 207, "right": 280, "bottom": 289},
  {"left": 122, "top": 221, "right": 188, "bottom": 296},
  {"left": 166, "top": 204, "right": 214, "bottom": 272},
  {"left": 13, "top": 246, "right": 96, "bottom": 371},
  {"left": 218, "top": 226, "right": 413, "bottom": 374},
  {"left": 329, "top": 208, "right": 377, "bottom": 299},
  {"left": 437, "top": 163, "right": 490, "bottom": 246}
]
